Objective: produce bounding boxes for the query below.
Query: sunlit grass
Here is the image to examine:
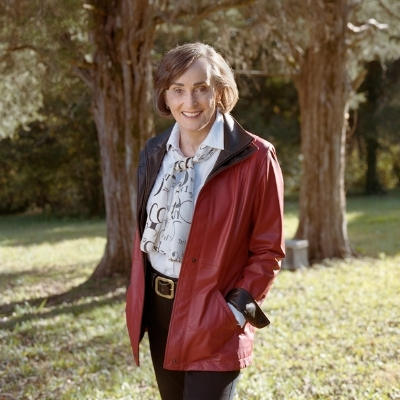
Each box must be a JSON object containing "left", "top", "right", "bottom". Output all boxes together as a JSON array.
[
  {"left": 346, "top": 192, "right": 400, "bottom": 257},
  {"left": 245, "top": 257, "right": 400, "bottom": 399},
  {"left": 1, "top": 192, "right": 399, "bottom": 399},
  {"left": 283, "top": 199, "right": 298, "bottom": 239},
  {"left": 284, "top": 190, "right": 400, "bottom": 258}
]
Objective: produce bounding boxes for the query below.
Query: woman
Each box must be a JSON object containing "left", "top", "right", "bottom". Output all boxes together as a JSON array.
[{"left": 126, "top": 42, "right": 285, "bottom": 400}]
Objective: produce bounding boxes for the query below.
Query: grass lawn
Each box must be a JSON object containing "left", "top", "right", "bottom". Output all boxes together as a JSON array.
[{"left": 1, "top": 192, "right": 399, "bottom": 399}]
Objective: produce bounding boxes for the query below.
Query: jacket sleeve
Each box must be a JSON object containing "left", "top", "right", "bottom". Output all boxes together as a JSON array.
[{"left": 226, "top": 144, "right": 285, "bottom": 328}]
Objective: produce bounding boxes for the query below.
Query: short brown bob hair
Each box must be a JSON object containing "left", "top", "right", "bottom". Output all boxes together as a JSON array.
[{"left": 154, "top": 42, "right": 239, "bottom": 118}]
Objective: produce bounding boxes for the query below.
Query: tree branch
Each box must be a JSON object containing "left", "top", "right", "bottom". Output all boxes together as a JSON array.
[
  {"left": 0, "top": 45, "right": 47, "bottom": 63},
  {"left": 234, "top": 69, "right": 289, "bottom": 77},
  {"left": 82, "top": 3, "right": 107, "bottom": 16},
  {"left": 347, "top": 18, "right": 388, "bottom": 34},
  {"left": 154, "top": 0, "right": 255, "bottom": 25},
  {"left": 190, "top": 0, "right": 256, "bottom": 24},
  {"left": 72, "top": 63, "right": 94, "bottom": 90},
  {"left": 351, "top": 68, "right": 367, "bottom": 91}
]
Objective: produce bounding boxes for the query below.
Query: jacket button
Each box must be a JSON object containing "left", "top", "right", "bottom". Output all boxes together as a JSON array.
[
  {"left": 192, "top": 258, "right": 197, "bottom": 262},
  {"left": 173, "top": 359, "right": 178, "bottom": 364}
]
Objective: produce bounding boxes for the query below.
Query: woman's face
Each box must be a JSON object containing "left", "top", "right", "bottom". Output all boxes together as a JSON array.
[{"left": 164, "top": 58, "right": 220, "bottom": 140}]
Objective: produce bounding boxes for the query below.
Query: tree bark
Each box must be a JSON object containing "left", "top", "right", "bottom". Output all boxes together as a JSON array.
[
  {"left": 293, "top": 0, "right": 354, "bottom": 261},
  {"left": 89, "top": 0, "right": 156, "bottom": 279}
]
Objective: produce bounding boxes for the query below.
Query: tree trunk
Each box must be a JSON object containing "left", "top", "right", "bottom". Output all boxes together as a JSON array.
[
  {"left": 365, "top": 137, "right": 385, "bottom": 195},
  {"left": 360, "top": 61, "right": 385, "bottom": 195},
  {"left": 90, "top": 0, "right": 156, "bottom": 279},
  {"left": 293, "top": 0, "right": 353, "bottom": 262}
]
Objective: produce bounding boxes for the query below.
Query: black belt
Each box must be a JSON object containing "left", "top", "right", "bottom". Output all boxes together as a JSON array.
[{"left": 149, "top": 266, "right": 178, "bottom": 299}]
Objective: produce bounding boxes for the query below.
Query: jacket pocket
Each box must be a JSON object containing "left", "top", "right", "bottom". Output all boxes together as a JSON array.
[
  {"left": 181, "top": 289, "right": 239, "bottom": 363},
  {"left": 203, "top": 290, "right": 239, "bottom": 355},
  {"left": 213, "top": 289, "right": 240, "bottom": 329}
]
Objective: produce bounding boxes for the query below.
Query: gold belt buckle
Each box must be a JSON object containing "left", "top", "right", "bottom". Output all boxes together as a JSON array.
[{"left": 155, "top": 276, "right": 175, "bottom": 299}]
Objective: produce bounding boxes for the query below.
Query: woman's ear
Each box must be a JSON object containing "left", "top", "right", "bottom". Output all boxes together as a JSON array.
[
  {"left": 164, "top": 94, "right": 170, "bottom": 110},
  {"left": 216, "top": 90, "right": 222, "bottom": 105}
]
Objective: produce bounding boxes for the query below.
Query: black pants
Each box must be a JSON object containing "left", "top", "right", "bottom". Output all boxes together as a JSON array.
[{"left": 145, "top": 266, "right": 240, "bottom": 400}]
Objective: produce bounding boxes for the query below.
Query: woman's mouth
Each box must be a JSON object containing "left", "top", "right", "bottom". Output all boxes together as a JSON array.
[{"left": 182, "top": 111, "right": 201, "bottom": 118}]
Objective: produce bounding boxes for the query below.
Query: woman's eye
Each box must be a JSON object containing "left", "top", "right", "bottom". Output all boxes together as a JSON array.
[
  {"left": 173, "top": 88, "right": 183, "bottom": 94},
  {"left": 195, "top": 86, "right": 207, "bottom": 93}
]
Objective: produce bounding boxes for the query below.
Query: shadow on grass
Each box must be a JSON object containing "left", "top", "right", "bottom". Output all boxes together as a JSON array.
[
  {"left": 0, "top": 261, "right": 97, "bottom": 283},
  {"left": 0, "top": 276, "right": 128, "bottom": 331}
]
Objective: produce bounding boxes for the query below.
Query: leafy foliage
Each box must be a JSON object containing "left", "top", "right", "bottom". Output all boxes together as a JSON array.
[
  {"left": 0, "top": 76, "right": 103, "bottom": 216},
  {"left": 0, "top": 50, "right": 45, "bottom": 138},
  {"left": 0, "top": 0, "right": 91, "bottom": 138}
]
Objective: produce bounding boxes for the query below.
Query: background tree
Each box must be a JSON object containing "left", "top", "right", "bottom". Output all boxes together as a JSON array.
[
  {"left": 222, "top": 0, "right": 400, "bottom": 261},
  {"left": 289, "top": 0, "right": 354, "bottom": 260},
  {"left": 73, "top": 0, "right": 157, "bottom": 278},
  {"left": 357, "top": 60, "right": 387, "bottom": 195},
  {"left": 348, "top": 58, "right": 400, "bottom": 194}
]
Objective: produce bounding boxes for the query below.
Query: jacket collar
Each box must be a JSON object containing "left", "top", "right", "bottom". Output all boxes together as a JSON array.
[{"left": 213, "top": 113, "right": 256, "bottom": 172}]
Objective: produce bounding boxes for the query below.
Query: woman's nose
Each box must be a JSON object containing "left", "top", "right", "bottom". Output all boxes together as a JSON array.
[{"left": 184, "top": 92, "right": 197, "bottom": 107}]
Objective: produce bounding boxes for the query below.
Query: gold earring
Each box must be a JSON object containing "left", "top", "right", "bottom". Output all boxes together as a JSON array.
[{"left": 166, "top": 105, "right": 170, "bottom": 110}]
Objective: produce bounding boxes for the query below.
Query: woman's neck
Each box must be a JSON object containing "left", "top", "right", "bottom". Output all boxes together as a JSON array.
[{"left": 179, "top": 131, "right": 208, "bottom": 157}]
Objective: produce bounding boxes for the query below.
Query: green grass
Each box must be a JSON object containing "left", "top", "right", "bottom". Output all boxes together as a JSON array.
[
  {"left": 1, "top": 192, "right": 399, "bottom": 399},
  {"left": 284, "top": 190, "right": 400, "bottom": 258},
  {"left": 346, "top": 192, "right": 400, "bottom": 257}
]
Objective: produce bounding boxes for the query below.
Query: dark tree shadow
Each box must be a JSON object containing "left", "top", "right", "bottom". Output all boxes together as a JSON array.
[{"left": 0, "top": 276, "right": 128, "bottom": 330}]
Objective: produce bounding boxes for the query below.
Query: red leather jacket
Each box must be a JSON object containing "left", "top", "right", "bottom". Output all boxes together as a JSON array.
[{"left": 126, "top": 114, "right": 285, "bottom": 371}]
